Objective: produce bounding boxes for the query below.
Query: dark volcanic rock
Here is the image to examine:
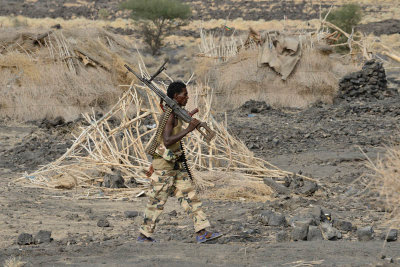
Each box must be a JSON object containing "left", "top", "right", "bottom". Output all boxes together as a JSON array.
[
  {"left": 358, "top": 19, "right": 400, "bottom": 35},
  {"left": 357, "top": 226, "right": 374, "bottom": 241},
  {"left": 34, "top": 230, "right": 52, "bottom": 244},
  {"left": 227, "top": 94, "right": 400, "bottom": 157},
  {"left": 124, "top": 211, "right": 139, "bottom": 219},
  {"left": 386, "top": 229, "right": 398, "bottom": 242},
  {"left": 240, "top": 100, "right": 271, "bottom": 114},
  {"left": 321, "top": 222, "right": 342, "bottom": 240},
  {"left": 380, "top": 229, "right": 398, "bottom": 242},
  {"left": 97, "top": 218, "right": 110, "bottom": 227},
  {"left": 268, "top": 213, "right": 287, "bottom": 227},
  {"left": 263, "top": 178, "right": 290, "bottom": 195},
  {"left": 17, "top": 233, "right": 33, "bottom": 245},
  {"left": 310, "top": 206, "right": 323, "bottom": 225},
  {"left": 40, "top": 116, "right": 66, "bottom": 129},
  {"left": 307, "top": 226, "right": 323, "bottom": 241},
  {"left": 291, "top": 222, "right": 309, "bottom": 241},
  {"left": 338, "top": 60, "right": 396, "bottom": 102},
  {"left": 103, "top": 170, "right": 127, "bottom": 188},
  {"left": 289, "top": 217, "right": 317, "bottom": 228},
  {"left": 283, "top": 175, "right": 318, "bottom": 196},
  {"left": 333, "top": 219, "right": 353, "bottom": 232},
  {"left": 0, "top": 124, "right": 73, "bottom": 173},
  {"left": 298, "top": 180, "right": 318, "bottom": 196},
  {"left": 260, "top": 211, "right": 287, "bottom": 227},
  {"left": 276, "top": 231, "right": 290, "bottom": 242}
]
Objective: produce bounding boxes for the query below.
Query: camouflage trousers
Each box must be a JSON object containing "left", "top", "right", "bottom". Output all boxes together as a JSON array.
[{"left": 140, "top": 162, "right": 210, "bottom": 238}]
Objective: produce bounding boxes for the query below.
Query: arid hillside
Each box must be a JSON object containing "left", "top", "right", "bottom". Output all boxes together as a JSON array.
[{"left": 0, "top": 0, "right": 399, "bottom": 22}]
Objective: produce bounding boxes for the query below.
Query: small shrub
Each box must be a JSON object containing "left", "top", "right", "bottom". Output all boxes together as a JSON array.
[
  {"left": 323, "top": 3, "right": 363, "bottom": 50},
  {"left": 121, "top": 0, "right": 191, "bottom": 55},
  {"left": 325, "top": 3, "right": 363, "bottom": 33}
]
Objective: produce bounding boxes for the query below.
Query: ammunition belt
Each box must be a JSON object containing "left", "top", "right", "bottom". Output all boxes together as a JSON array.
[{"left": 146, "top": 106, "right": 173, "bottom": 156}]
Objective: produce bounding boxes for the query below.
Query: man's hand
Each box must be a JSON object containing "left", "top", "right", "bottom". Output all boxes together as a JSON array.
[
  {"left": 189, "top": 108, "right": 199, "bottom": 117},
  {"left": 145, "top": 165, "right": 154, "bottom": 177},
  {"left": 187, "top": 118, "right": 201, "bottom": 132}
]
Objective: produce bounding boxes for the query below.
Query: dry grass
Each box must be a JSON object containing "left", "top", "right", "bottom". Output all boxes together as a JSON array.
[
  {"left": 0, "top": 27, "right": 137, "bottom": 121},
  {"left": 196, "top": 171, "right": 273, "bottom": 202},
  {"left": 1, "top": 13, "right": 397, "bottom": 33},
  {"left": 197, "top": 38, "right": 358, "bottom": 110},
  {"left": 184, "top": 18, "right": 321, "bottom": 33},
  {"left": 0, "top": 16, "right": 134, "bottom": 32},
  {"left": 367, "top": 146, "right": 400, "bottom": 227},
  {"left": 0, "top": 54, "right": 120, "bottom": 121}
]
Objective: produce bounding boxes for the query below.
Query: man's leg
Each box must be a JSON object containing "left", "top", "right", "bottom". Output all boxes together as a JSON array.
[
  {"left": 140, "top": 170, "right": 175, "bottom": 238},
  {"left": 174, "top": 169, "right": 211, "bottom": 233}
]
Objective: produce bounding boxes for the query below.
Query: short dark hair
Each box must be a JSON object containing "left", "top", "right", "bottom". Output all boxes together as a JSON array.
[{"left": 167, "top": 81, "right": 186, "bottom": 99}]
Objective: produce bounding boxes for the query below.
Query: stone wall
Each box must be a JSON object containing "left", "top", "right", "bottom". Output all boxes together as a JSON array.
[{"left": 338, "top": 59, "right": 397, "bottom": 101}]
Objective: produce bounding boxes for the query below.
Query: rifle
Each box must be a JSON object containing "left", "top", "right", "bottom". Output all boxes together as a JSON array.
[{"left": 124, "top": 61, "right": 216, "bottom": 143}]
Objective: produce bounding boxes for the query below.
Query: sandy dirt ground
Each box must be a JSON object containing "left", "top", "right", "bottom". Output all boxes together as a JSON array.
[{"left": 1, "top": 96, "right": 400, "bottom": 266}]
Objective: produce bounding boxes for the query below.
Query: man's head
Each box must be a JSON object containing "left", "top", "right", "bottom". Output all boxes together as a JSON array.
[{"left": 167, "top": 81, "right": 188, "bottom": 106}]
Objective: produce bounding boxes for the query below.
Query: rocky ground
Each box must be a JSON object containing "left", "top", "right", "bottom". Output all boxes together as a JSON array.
[
  {"left": 1, "top": 0, "right": 399, "bottom": 36},
  {"left": 0, "top": 0, "right": 358, "bottom": 20},
  {"left": 1, "top": 88, "right": 400, "bottom": 266}
]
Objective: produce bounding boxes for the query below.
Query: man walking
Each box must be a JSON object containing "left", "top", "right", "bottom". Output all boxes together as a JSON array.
[{"left": 138, "top": 81, "right": 222, "bottom": 243}]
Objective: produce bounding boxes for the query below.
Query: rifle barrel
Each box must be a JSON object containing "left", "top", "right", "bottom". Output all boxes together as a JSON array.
[
  {"left": 124, "top": 63, "right": 216, "bottom": 143},
  {"left": 124, "top": 64, "right": 192, "bottom": 122}
]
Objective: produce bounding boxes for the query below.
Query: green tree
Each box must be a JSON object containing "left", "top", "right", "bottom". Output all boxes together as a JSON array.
[
  {"left": 325, "top": 3, "right": 363, "bottom": 34},
  {"left": 121, "top": 0, "right": 191, "bottom": 55},
  {"left": 323, "top": 3, "right": 363, "bottom": 52}
]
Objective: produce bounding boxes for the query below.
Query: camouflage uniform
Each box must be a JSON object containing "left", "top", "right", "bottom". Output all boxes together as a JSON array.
[{"left": 140, "top": 118, "right": 210, "bottom": 238}]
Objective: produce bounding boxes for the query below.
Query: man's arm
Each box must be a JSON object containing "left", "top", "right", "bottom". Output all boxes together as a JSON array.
[{"left": 163, "top": 113, "right": 200, "bottom": 147}]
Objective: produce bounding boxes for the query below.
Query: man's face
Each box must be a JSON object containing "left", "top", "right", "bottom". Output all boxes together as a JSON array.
[{"left": 174, "top": 88, "right": 189, "bottom": 106}]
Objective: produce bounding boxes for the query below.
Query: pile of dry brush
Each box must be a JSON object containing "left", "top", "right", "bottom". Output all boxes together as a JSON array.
[
  {"left": 15, "top": 62, "right": 309, "bottom": 201},
  {"left": 0, "top": 27, "right": 134, "bottom": 121}
]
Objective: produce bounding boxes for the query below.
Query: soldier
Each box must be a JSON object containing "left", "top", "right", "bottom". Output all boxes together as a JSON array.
[{"left": 137, "top": 81, "right": 222, "bottom": 243}]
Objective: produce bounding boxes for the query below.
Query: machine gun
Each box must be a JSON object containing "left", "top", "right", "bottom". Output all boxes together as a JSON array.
[{"left": 124, "top": 61, "right": 216, "bottom": 144}]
